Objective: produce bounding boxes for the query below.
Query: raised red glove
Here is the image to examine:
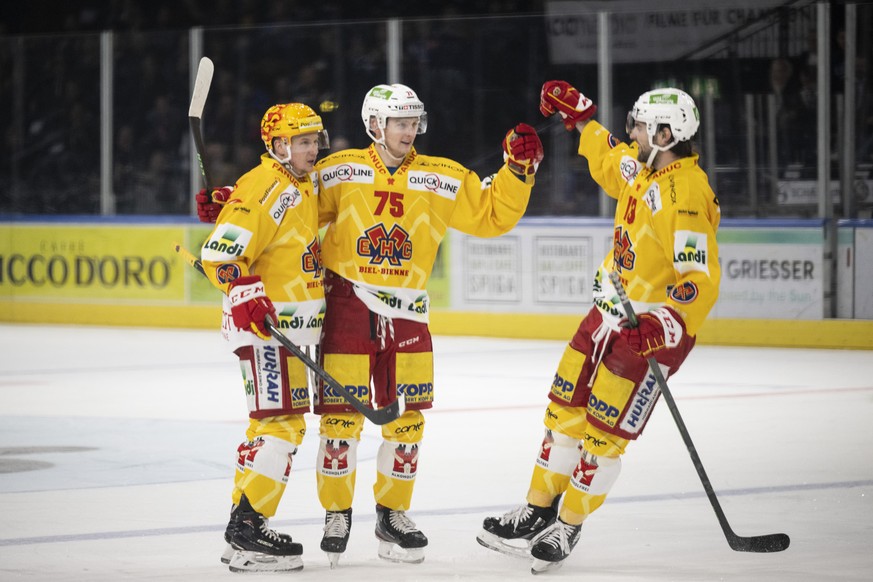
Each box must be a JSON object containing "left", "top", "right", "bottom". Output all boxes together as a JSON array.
[
  {"left": 196, "top": 187, "right": 232, "bottom": 223},
  {"left": 540, "top": 80, "right": 597, "bottom": 130},
  {"left": 228, "top": 275, "right": 277, "bottom": 341},
  {"left": 502, "top": 123, "right": 544, "bottom": 176},
  {"left": 620, "top": 306, "right": 685, "bottom": 358}
]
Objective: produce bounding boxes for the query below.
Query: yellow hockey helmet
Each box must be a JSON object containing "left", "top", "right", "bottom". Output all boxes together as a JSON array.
[{"left": 260, "top": 103, "right": 329, "bottom": 151}]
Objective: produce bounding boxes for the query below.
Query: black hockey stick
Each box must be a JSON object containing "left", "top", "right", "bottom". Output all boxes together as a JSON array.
[
  {"left": 189, "top": 56, "right": 215, "bottom": 191},
  {"left": 172, "top": 242, "right": 405, "bottom": 426},
  {"left": 608, "top": 271, "right": 790, "bottom": 553}
]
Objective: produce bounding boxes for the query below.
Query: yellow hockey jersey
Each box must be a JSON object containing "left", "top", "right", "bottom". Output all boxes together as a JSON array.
[
  {"left": 579, "top": 121, "right": 721, "bottom": 337},
  {"left": 201, "top": 154, "right": 325, "bottom": 348},
  {"left": 316, "top": 144, "right": 532, "bottom": 323}
]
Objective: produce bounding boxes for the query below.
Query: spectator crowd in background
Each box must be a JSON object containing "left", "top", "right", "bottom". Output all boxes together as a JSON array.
[{"left": 2, "top": 1, "right": 872, "bottom": 218}]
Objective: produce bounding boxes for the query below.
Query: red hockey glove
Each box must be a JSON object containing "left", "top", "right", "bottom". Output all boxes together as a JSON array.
[
  {"left": 620, "top": 306, "right": 686, "bottom": 358},
  {"left": 228, "top": 275, "right": 277, "bottom": 341},
  {"left": 503, "top": 123, "right": 544, "bottom": 176},
  {"left": 195, "top": 186, "right": 232, "bottom": 223},
  {"left": 540, "top": 80, "right": 597, "bottom": 131}
]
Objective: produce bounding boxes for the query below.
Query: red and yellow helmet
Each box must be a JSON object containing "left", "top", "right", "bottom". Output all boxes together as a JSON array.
[{"left": 260, "top": 103, "right": 329, "bottom": 151}]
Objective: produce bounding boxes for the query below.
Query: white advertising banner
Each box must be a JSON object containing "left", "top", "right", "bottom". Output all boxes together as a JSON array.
[
  {"left": 838, "top": 223, "right": 873, "bottom": 319},
  {"left": 713, "top": 228, "right": 823, "bottom": 319},
  {"left": 449, "top": 219, "right": 827, "bottom": 320},
  {"left": 546, "top": 0, "right": 790, "bottom": 64}
]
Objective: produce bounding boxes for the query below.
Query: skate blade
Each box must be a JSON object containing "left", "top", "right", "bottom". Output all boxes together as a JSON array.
[
  {"left": 377, "top": 540, "right": 425, "bottom": 564},
  {"left": 476, "top": 530, "right": 533, "bottom": 559},
  {"left": 325, "top": 552, "right": 342, "bottom": 569},
  {"left": 531, "top": 557, "right": 564, "bottom": 575},
  {"left": 220, "top": 543, "right": 235, "bottom": 565},
  {"left": 228, "top": 550, "right": 304, "bottom": 573}
]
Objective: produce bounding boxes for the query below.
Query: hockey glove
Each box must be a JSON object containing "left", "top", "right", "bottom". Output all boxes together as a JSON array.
[
  {"left": 540, "top": 80, "right": 597, "bottom": 131},
  {"left": 620, "top": 306, "right": 686, "bottom": 358},
  {"left": 503, "top": 123, "right": 544, "bottom": 176},
  {"left": 195, "top": 186, "right": 232, "bottom": 223},
  {"left": 228, "top": 275, "right": 277, "bottom": 341}
]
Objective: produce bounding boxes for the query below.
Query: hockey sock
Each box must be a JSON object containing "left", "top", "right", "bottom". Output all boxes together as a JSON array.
[
  {"left": 526, "top": 403, "right": 586, "bottom": 507},
  {"left": 373, "top": 410, "right": 424, "bottom": 510},
  {"left": 232, "top": 434, "right": 297, "bottom": 517},
  {"left": 317, "top": 412, "right": 364, "bottom": 511},
  {"left": 560, "top": 448, "right": 622, "bottom": 525}
]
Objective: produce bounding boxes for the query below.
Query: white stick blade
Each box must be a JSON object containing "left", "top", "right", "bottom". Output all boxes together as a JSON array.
[{"left": 188, "top": 57, "right": 214, "bottom": 118}]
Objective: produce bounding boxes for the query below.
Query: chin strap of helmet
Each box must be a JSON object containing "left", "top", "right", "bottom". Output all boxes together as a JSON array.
[
  {"left": 644, "top": 133, "right": 679, "bottom": 168},
  {"left": 375, "top": 141, "right": 406, "bottom": 166},
  {"left": 268, "top": 147, "right": 307, "bottom": 178}
]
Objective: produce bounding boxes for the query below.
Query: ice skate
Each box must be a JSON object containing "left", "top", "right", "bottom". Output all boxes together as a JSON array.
[
  {"left": 220, "top": 503, "right": 238, "bottom": 565},
  {"left": 226, "top": 497, "right": 303, "bottom": 573},
  {"left": 374, "top": 504, "right": 427, "bottom": 564},
  {"left": 321, "top": 508, "right": 352, "bottom": 568},
  {"left": 477, "top": 499, "right": 558, "bottom": 558},
  {"left": 221, "top": 499, "right": 298, "bottom": 566},
  {"left": 529, "top": 518, "right": 581, "bottom": 575}
]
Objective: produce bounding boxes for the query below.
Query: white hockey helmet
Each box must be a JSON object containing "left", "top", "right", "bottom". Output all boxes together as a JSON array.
[
  {"left": 361, "top": 84, "right": 427, "bottom": 144},
  {"left": 626, "top": 88, "right": 699, "bottom": 166}
]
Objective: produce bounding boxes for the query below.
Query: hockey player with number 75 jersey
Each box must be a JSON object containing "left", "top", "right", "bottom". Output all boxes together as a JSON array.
[
  {"left": 478, "top": 81, "right": 721, "bottom": 574},
  {"left": 313, "top": 84, "right": 541, "bottom": 567}
]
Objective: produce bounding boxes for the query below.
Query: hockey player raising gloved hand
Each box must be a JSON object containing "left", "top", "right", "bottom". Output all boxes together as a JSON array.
[
  {"left": 311, "top": 84, "right": 536, "bottom": 568},
  {"left": 195, "top": 186, "right": 231, "bottom": 223},
  {"left": 480, "top": 82, "right": 720, "bottom": 574},
  {"left": 539, "top": 80, "right": 597, "bottom": 130},
  {"left": 503, "top": 123, "right": 544, "bottom": 177}
]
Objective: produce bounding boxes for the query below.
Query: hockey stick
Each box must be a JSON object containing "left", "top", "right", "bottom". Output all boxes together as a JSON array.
[
  {"left": 189, "top": 56, "right": 215, "bottom": 191},
  {"left": 172, "top": 242, "right": 405, "bottom": 426},
  {"left": 607, "top": 271, "right": 790, "bottom": 553}
]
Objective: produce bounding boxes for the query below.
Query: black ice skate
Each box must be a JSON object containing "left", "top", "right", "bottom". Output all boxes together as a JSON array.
[
  {"left": 477, "top": 499, "right": 559, "bottom": 558},
  {"left": 529, "top": 518, "right": 582, "bottom": 575},
  {"left": 220, "top": 503, "right": 238, "bottom": 564},
  {"left": 226, "top": 496, "right": 303, "bottom": 573},
  {"left": 374, "top": 504, "right": 428, "bottom": 563},
  {"left": 321, "top": 508, "right": 352, "bottom": 568}
]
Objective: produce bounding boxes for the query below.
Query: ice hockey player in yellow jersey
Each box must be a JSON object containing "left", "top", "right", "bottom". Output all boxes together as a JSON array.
[
  {"left": 200, "top": 103, "right": 329, "bottom": 573},
  {"left": 478, "top": 81, "right": 721, "bottom": 574},
  {"left": 314, "top": 84, "right": 543, "bottom": 566}
]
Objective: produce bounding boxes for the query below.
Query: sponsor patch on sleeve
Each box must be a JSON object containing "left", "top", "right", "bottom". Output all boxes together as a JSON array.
[
  {"left": 202, "top": 223, "right": 253, "bottom": 261},
  {"left": 619, "top": 155, "right": 641, "bottom": 184},
  {"left": 672, "top": 230, "right": 709, "bottom": 274}
]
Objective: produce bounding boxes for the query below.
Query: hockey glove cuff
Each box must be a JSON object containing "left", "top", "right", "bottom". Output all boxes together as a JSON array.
[
  {"left": 503, "top": 123, "right": 544, "bottom": 177},
  {"left": 621, "top": 306, "right": 685, "bottom": 358},
  {"left": 228, "top": 275, "right": 277, "bottom": 341},
  {"left": 540, "top": 80, "right": 597, "bottom": 131},
  {"left": 195, "top": 186, "right": 232, "bottom": 223}
]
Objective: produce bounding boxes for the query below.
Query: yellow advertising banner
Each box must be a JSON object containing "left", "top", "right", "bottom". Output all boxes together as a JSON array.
[{"left": 0, "top": 224, "right": 193, "bottom": 302}]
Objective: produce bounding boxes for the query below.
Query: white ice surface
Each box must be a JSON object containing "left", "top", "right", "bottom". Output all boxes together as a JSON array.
[{"left": 1, "top": 323, "right": 871, "bottom": 581}]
